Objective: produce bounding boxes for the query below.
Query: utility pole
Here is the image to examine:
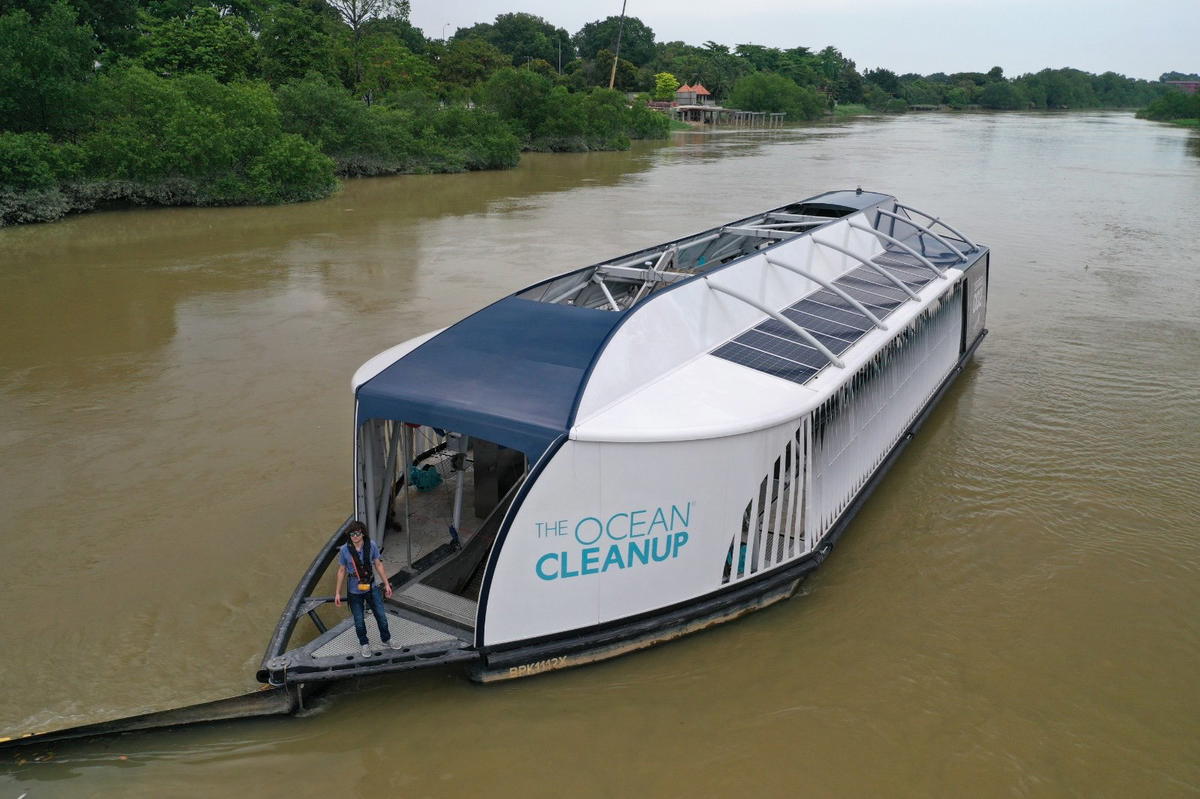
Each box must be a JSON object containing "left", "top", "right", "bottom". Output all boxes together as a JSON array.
[{"left": 607, "top": 0, "right": 627, "bottom": 90}]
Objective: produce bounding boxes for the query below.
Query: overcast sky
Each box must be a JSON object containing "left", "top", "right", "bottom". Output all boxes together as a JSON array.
[{"left": 411, "top": 0, "right": 1197, "bottom": 81}]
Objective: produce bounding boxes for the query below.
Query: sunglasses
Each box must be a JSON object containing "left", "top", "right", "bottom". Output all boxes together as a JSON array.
[{"left": 349, "top": 531, "right": 364, "bottom": 537}]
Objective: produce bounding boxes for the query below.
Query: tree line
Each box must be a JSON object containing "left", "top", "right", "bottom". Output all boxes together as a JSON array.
[
  {"left": 1136, "top": 74, "right": 1200, "bottom": 127},
  {"left": 0, "top": 2, "right": 1186, "bottom": 225}
]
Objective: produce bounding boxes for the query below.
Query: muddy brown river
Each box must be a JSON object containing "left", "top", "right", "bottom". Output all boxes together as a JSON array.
[{"left": 2, "top": 112, "right": 1198, "bottom": 796}]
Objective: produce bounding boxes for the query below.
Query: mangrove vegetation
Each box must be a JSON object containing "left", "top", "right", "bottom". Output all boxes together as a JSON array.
[{"left": 0, "top": 0, "right": 1189, "bottom": 225}]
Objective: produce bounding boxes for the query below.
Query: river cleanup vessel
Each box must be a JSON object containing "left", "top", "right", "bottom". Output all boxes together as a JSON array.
[{"left": 258, "top": 188, "right": 990, "bottom": 687}]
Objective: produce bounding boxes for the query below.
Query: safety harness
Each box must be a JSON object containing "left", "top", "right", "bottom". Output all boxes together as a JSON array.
[{"left": 345, "top": 540, "right": 374, "bottom": 592}]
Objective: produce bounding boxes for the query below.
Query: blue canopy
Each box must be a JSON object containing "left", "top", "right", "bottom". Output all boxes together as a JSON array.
[{"left": 355, "top": 296, "right": 625, "bottom": 458}]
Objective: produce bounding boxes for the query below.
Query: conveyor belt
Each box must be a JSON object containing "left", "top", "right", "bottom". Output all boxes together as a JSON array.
[
  {"left": 393, "top": 583, "right": 478, "bottom": 629},
  {"left": 1, "top": 686, "right": 301, "bottom": 750}
]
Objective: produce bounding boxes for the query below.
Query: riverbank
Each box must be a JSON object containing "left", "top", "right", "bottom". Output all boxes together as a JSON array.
[{"left": 0, "top": 70, "right": 671, "bottom": 229}]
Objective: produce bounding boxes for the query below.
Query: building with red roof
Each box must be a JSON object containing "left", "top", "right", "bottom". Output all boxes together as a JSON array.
[{"left": 675, "top": 83, "right": 713, "bottom": 106}]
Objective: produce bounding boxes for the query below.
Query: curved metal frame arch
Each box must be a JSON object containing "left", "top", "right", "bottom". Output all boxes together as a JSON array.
[
  {"left": 874, "top": 208, "right": 967, "bottom": 263},
  {"left": 895, "top": 203, "right": 979, "bottom": 252},
  {"left": 809, "top": 238, "right": 921, "bottom": 301},
  {"left": 845, "top": 222, "right": 947, "bottom": 280},
  {"left": 704, "top": 278, "right": 845, "bottom": 368},
  {"left": 762, "top": 255, "right": 887, "bottom": 330}
]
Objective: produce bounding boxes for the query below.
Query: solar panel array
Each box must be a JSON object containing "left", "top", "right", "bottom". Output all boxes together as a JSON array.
[{"left": 712, "top": 246, "right": 953, "bottom": 385}]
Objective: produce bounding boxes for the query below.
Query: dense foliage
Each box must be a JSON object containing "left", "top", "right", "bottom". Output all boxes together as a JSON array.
[
  {"left": 728, "top": 72, "right": 824, "bottom": 120},
  {"left": 0, "top": 0, "right": 1185, "bottom": 226},
  {"left": 1136, "top": 90, "right": 1200, "bottom": 125}
]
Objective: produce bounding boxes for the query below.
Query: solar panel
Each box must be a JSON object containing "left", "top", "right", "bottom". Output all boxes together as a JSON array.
[
  {"left": 771, "top": 311, "right": 859, "bottom": 348},
  {"left": 712, "top": 342, "right": 819, "bottom": 384},
  {"left": 751, "top": 322, "right": 851, "bottom": 358},
  {"left": 735, "top": 329, "right": 831, "bottom": 369},
  {"left": 788, "top": 299, "right": 873, "bottom": 332},
  {"left": 759, "top": 319, "right": 855, "bottom": 355},
  {"left": 837, "top": 274, "right": 909, "bottom": 304},
  {"left": 710, "top": 241, "right": 953, "bottom": 385},
  {"left": 873, "top": 255, "right": 934, "bottom": 286},
  {"left": 845, "top": 266, "right": 912, "bottom": 294},
  {"left": 813, "top": 287, "right": 896, "bottom": 316}
]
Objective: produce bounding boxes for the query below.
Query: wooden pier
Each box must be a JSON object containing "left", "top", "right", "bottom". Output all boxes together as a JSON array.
[{"left": 671, "top": 104, "right": 786, "bottom": 127}]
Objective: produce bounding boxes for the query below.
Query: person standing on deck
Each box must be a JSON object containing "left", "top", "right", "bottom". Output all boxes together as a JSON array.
[{"left": 334, "top": 521, "right": 402, "bottom": 658}]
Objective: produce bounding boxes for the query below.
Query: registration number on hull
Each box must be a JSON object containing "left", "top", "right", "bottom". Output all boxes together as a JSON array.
[{"left": 507, "top": 656, "right": 568, "bottom": 678}]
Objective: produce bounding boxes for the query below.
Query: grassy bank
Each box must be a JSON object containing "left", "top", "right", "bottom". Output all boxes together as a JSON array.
[{"left": 831, "top": 104, "right": 871, "bottom": 117}]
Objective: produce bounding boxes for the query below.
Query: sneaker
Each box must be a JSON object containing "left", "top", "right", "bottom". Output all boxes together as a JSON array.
[
  {"left": 360, "top": 644, "right": 372, "bottom": 658},
  {"left": 388, "top": 639, "right": 403, "bottom": 650}
]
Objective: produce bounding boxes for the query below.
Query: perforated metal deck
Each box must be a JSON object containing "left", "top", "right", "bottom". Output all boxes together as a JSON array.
[{"left": 309, "top": 610, "right": 463, "bottom": 660}]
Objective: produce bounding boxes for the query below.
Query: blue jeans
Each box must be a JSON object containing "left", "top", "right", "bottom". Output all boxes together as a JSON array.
[{"left": 348, "top": 585, "right": 391, "bottom": 646}]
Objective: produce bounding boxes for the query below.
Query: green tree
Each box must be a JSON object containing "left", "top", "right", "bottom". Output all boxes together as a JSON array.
[
  {"left": 276, "top": 72, "right": 368, "bottom": 153},
  {"left": 900, "top": 78, "right": 943, "bottom": 106},
  {"left": 258, "top": 3, "right": 336, "bottom": 85},
  {"left": 358, "top": 15, "right": 425, "bottom": 53},
  {"left": 593, "top": 48, "right": 639, "bottom": 90},
  {"left": 79, "top": 65, "right": 334, "bottom": 202},
  {"left": 945, "top": 86, "right": 970, "bottom": 108},
  {"left": 653, "top": 71, "right": 679, "bottom": 101},
  {"left": 455, "top": 13, "right": 571, "bottom": 66},
  {"left": 480, "top": 66, "right": 554, "bottom": 140},
  {"left": 0, "top": 130, "right": 83, "bottom": 223},
  {"left": 683, "top": 40, "right": 750, "bottom": 100},
  {"left": 778, "top": 47, "right": 819, "bottom": 87},
  {"left": 137, "top": 6, "right": 256, "bottom": 82},
  {"left": 562, "top": 48, "right": 638, "bottom": 91},
  {"left": 978, "top": 80, "right": 1026, "bottom": 109},
  {"left": 0, "top": 131, "right": 80, "bottom": 189},
  {"left": 863, "top": 82, "right": 894, "bottom": 111},
  {"left": 355, "top": 36, "right": 433, "bottom": 103},
  {"left": 0, "top": 1, "right": 96, "bottom": 134},
  {"left": 249, "top": 132, "right": 338, "bottom": 202},
  {"left": 1138, "top": 89, "right": 1200, "bottom": 121},
  {"left": 436, "top": 36, "right": 510, "bottom": 88},
  {"left": 728, "top": 72, "right": 823, "bottom": 120},
  {"left": 326, "top": 0, "right": 408, "bottom": 41},
  {"left": 573, "top": 15, "right": 655, "bottom": 66},
  {"left": 863, "top": 67, "right": 899, "bottom": 95},
  {"left": 1, "top": 0, "right": 138, "bottom": 54},
  {"left": 733, "top": 43, "right": 782, "bottom": 72},
  {"left": 816, "top": 46, "right": 862, "bottom": 102},
  {"left": 580, "top": 88, "right": 628, "bottom": 148}
]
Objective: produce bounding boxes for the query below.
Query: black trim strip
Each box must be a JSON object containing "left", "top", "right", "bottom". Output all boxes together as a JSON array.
[
  {"left": 473, "top": 434, "right": 568, "bottom": 648},
  {"left": 256, "top": 518, "right": 353, "bottom": 683}
]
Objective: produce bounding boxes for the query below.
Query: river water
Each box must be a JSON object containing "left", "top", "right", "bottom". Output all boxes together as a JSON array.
[{"left": 1, "top": 112, "right": 1197, "bottom": 796}]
